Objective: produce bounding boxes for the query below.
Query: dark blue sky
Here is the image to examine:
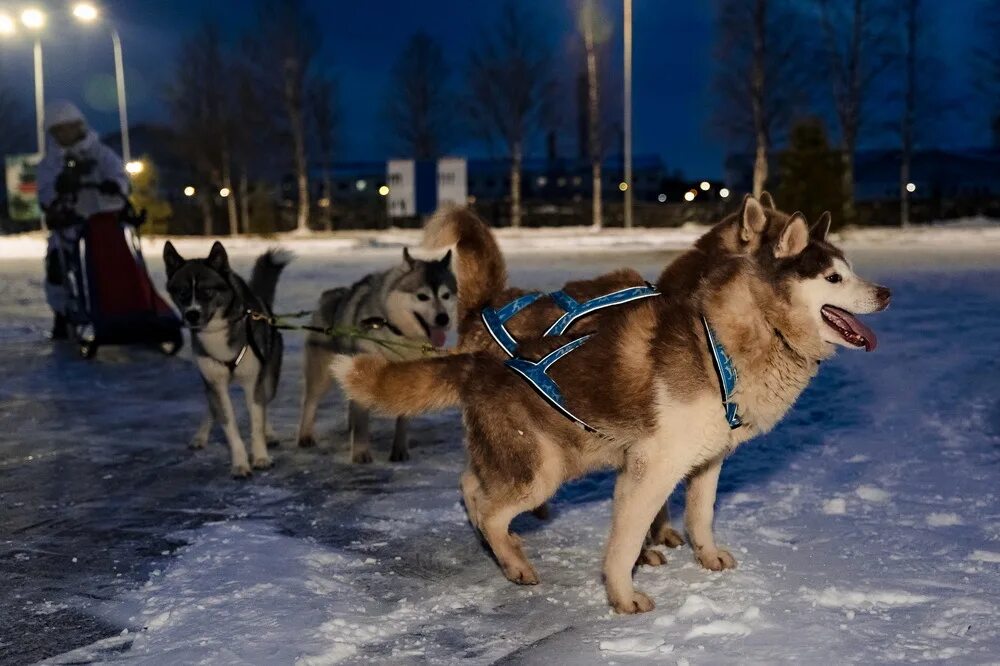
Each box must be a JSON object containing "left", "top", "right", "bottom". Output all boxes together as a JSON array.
[{"left": 0, "top": 0, "right": 987, "bottom": 179}]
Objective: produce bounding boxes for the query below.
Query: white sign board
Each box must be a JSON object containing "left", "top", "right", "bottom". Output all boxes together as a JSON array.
[
  {"left": 437, "top": 157, "right": 467, "bottom": 208},
  {"left": 387, "top": 159, "right": 415, "bottom": 218}
]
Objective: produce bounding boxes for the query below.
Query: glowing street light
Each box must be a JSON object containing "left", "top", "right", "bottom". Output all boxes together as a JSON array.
[
  {"left": 699, "top": 181, "right": 710, "bottom": 191},
  {"left": 0, "top": 13, "right": 16, "bottom": 35},
  {"left": 684, "top": 191, "right": 696, "bottom": 202},
  {"left": 618, "top": 181, "right": 628, "bottom": 192},
  {"left": 657, "top": 193, "right": 667, "bottom": 203},
  {"left": 72, "top": 3, "right": 99, "bottom": 22},
  {"left": 183, "top": 186, "right": 196, "bottom": 197},
  {"left": 219, "top": 187, "right": 231, "bottom": 198},
  {"left": 719, "top": 187, "right": 730, "bottom": 198},
  {"left": 378, "top": 185, "right": 390, "bottom": 196},
  {"left": 125, "top": 160, "right": 144, "bottom": 175},
  {"left": 906, "top": 182, "right": 916, "bottom": 193},
  {"left": 20, "top": 8, "right": 46, "bottom": 29}
]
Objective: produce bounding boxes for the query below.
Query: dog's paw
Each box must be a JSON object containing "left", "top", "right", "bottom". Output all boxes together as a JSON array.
[
  {"left": 351, "top": 450, "right": 373, "bottom": 464},
  {"left": 610, "top": 590, "right": 655, "bottom": 614},
  {"left": 252, "top": 455, "right": 273, "bottom": 470},
  {"left": 695, "top": 547, "right": 737, "bottom": 571},
  {"left": 652, "top": 525, "right": 685, "bottom": 548},
  {"left": 501, "top": 560, "right": 539, "bottom": 585},
  {"left": 388, "top": 449, "right": 410, "bottom": 463},
  {"left": 636, "top": 548, "right": 667, "bottom": 567},
  {"left": 231, "top": 463, "right": 253, "bottom": 479},
  {"left": 296, "top": 435, "right": 317, "bottom": 449},
  {"left": 188, "top": 438, "right": 207, "bottom": 450}
]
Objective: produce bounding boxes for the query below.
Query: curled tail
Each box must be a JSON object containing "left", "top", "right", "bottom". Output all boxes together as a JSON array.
[
  {"left": 423, "top": 206, "right": 506, "bottom": 316},
  {"left": 249, "top": 248, "right": 293, "bottom": 310},
  {"left": 331, "top": 353, "right": 474, "bottom": 416}
]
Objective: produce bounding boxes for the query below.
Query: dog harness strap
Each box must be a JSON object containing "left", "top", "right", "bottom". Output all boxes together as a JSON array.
[
  {"left": 505, "top": 335, "right": 600, "bottom": 433},
  {"left": 702, "top": 317, "right": 742, "bottom": 429},
  {"left": 544, "top": 284, "right": 660, "bottom": 336},
  {"left": 225, "top": 344, "right": 249, "bottom": 373},
  {"left": 481, "top": 292, "right": 545, "bottom": 357}
]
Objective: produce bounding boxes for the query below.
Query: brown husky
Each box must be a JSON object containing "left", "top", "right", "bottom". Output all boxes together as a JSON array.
[{"left": 335, "top": 196, "right": 890, "bottom": 613}]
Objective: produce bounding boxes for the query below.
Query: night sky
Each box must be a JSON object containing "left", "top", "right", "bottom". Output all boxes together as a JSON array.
[{"left": 0, "top": 0, "right": 987, "bottom": 179}]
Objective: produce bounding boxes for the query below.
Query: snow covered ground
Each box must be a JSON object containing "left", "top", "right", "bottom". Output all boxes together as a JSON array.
[{"left": 1, "top": 233, "right": 999, "bottom": 664}]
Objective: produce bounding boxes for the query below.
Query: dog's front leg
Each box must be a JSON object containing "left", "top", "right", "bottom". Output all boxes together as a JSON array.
[
  {"left": 189, "top": 405, "right": 213, "bottom": 450},
  {"left": 604, "top": 450, "right": 684, "bottom": 614},
  {"left": 245, "top": 385, "right": 272, "bottom": 470},
  {"left": 685, "top": 455, "right": 736, "bottom": 571},
  {"left": 389, "top": 416, "right": 409, "bottom": 462},
  {"left": 348, "top": 401, "right": 372, "bottom": 464},
  {"left": 647, "top": 503, "right": 685, "bottom": 549},
  {"left": 204, "top": 379, "right": 251, "bottom": 478}
]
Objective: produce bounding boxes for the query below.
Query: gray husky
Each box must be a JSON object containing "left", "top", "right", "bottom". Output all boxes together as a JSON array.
[
  {"left": 163, "top": 241, "right": 291, "bottom": 478},
  {"left": 296, "top": 248, "right": 456, "bottom": 463}
]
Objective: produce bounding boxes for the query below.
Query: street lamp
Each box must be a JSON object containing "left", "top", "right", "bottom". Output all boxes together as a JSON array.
[
  {"left": 719, "top": 187, "right": 730, "bottom": 198},
  {"left": 906, "top": 182, "right": 916, "bottom": 193},
  {"left": 183, "top": 186, "right": 196, "bottom": 197},
  {"left": 699, "top": 181, "right": 710, "bottom": 191},
  {"left": 0, "top": 13, "right": 16, "bottom": 35},
  {"left": 72, "top": 4, "right": 131, "bottom": 163},
  {"left": 219, "top": 187, "right": 231, "bottom": 198},
  {"left": 684, "top": 191, "right": 695, "bottom": 202},
  {"left": 18, "top": 8, "right": 46, "bottom": 156},
  {"left": 378, "top": 185, "right": 390, "bottom": 196},
  {"left": 125, "top": 160, "right": 144, "bottom": 175}
]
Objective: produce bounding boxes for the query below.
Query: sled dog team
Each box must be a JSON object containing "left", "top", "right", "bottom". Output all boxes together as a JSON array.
[{"left": 163, "top": 194, "right": 890, "bottom": 614}]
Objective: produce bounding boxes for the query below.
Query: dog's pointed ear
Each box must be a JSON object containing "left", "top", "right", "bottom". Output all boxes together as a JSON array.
[
  {"left": 206, "top": 241, "right": 230, "bottom": 274},
  {"left": 759, "top": 191, "right": 776, "bottom": 210},
  {"left": 439, "top": 249, "right": 452, "bottom": 268},
  {"left": 740, "top": 194, "right": 767, "bottom": 242},
  {"left": 810, "top": 211, "right": 832, "bottom": 241},
  {"left": 402, "top": 247, "right": 416, "bottom": 268},
  {"left": 775, "top": 212, "right": 810, "bottom": 258},
  {"left": 163, "top": 241, "right": 184, "bottom": 278}
]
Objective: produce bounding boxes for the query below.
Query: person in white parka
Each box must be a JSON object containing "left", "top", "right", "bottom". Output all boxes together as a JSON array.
[{"left": 36, "top": 100, "right": 130, "bottom": 339}]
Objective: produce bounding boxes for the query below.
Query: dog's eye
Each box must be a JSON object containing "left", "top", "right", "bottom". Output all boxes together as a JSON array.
[
  {"left": 826, "top": 273, "right": 842, "bottom": 284},
  {"left": 417, "top": 293, "right": 430, "bottom": 301},
  {"left": 441, "top": 292, "right": 451, "bottom": 300}
]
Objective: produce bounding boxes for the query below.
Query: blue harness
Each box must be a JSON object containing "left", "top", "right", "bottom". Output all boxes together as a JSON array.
[
  {"left": 480, "top": 285, "right": 744, "bottom": 433},
  {"left": 481, "top": 285, "right": 659, "bottom": 433},
  {"left": 701, "top": 317, "right": 743, "bottom": 429}
]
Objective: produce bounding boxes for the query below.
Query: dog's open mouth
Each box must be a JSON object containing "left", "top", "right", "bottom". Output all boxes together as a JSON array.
[
  {"left": 414, "top": 313, "right": 448, "bottom": 347},
  {"left": 821, "top": 305, "right": 877, "bottom": 351}
]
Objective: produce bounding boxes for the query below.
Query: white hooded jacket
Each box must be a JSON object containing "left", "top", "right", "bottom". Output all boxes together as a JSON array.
[{"left": 36, "top": 101, "right": 130, "bottom": 220}]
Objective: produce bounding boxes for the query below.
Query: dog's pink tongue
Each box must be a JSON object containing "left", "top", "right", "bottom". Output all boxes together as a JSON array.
[
  {"left": 430, "top": 328, "right": 448, "bottom": 348},
  {"left": 826, "top": 305, "right": 878, "bottom": 351}
]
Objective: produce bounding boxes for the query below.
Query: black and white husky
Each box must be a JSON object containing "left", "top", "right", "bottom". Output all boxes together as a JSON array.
[
  {"left": 296, "top": 248, "right": 456, "bottom": 463},
  {"left": 163, "top": 241, "right": 291, "bottom": 478}
]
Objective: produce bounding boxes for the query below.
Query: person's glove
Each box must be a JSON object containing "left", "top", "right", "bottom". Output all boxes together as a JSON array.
[
  {"left": 98, "top": 180, "right": 121, "bottom": 195},
  {"left": 55, "top": 173, "right": 74, "bottom": 195}
]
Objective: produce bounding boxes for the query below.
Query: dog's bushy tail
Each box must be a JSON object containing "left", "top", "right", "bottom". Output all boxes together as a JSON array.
[
  {"left": 331, "top": 353, "right": 474, "bottom": 416},
  {"left": 250, "top": 249, "right": 293, "bottom": 310},
  {"left": 423, "top": 206, "right": 506, "bottom": 316}
]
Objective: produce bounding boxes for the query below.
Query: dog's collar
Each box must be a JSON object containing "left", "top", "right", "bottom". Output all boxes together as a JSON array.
[
  {"left": 360, "top": 316, "right": 406, "bottom": 337},
  {"left": 702, "top": 317, "right": 743, "bottom": 429}
]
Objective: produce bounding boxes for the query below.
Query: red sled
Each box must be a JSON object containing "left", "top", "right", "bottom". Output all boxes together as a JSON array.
[{"left": 52, "top": 209, "right": 184, "bottom": 359}]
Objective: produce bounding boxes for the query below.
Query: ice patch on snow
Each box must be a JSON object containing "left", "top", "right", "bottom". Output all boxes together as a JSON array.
[
  {"left": 855, "top": 485, "right": 891, "bottom": 502},
  {"left": 968, "top": 550, "right": 1000, "bottom": 563},
  {"left": 599, "top": 635, "right": 666, "bottom": 654},
  {"left": 823, "top": 498, "right": 847, "bottom": 515},
  {"left": 803, "top": 587, "right": 933, "bottom": 609},
  {"left": 684, "top": 620, "right": 752, "bottom": 639},
  {"left": 926, "top": 512, "right": 963, "bottom": 527}
]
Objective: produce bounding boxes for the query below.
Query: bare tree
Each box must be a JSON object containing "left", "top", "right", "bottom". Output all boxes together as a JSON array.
[
  {"left": 713, "top": 0, "right": 810, "bottom": 197},
  {"left": 167, "top": 22, "right": 231, "bottom": 235},
  {"left": 310, "top": 77, "right": 339, "bottom": 231},
  {"left": 899, "top": 0, "right": 916, "bottom": 227},
  {"left": 384, "top": 32, "right": 452, "bottom": 160},
  {"left": 581, "top": 0, "right": 605, "bottom": 229},
  {"left": 973, "top": 0, "right": 1000, "bottom": 145},
  {"left": 466, "top": 1, "right": 556, "bottom": 228},
  {"left": 818, "top": 0, "right": 895, "bottom": 224},
  {"left": 245, "top": 0, "right": 321, "bottom": 234}
]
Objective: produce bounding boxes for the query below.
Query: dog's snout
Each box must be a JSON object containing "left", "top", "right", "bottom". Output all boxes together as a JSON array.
[
  {"left": 875, "top": 286, "right": 891, "bottom": 311},
  {"left": 435, "top": 313, "right": 450, "bottom": 327},
  {"left": 184, "top": 310, "right": 201, "bottom": 325}
]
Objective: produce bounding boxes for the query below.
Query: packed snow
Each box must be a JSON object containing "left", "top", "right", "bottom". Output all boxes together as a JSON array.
[{"left": 1, "top": 229, "right": 998, "bottom": 664}]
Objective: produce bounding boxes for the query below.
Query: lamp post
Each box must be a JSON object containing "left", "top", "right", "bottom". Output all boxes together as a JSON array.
[
  {"left": 71, "top": 3, "right": 131, "bottom": 163},
  {"left": 622, "top": 0, "right": 633, "bottom": 229},
  {"left": 19, "top": 8, "right": 47, "bottom": 156}
]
